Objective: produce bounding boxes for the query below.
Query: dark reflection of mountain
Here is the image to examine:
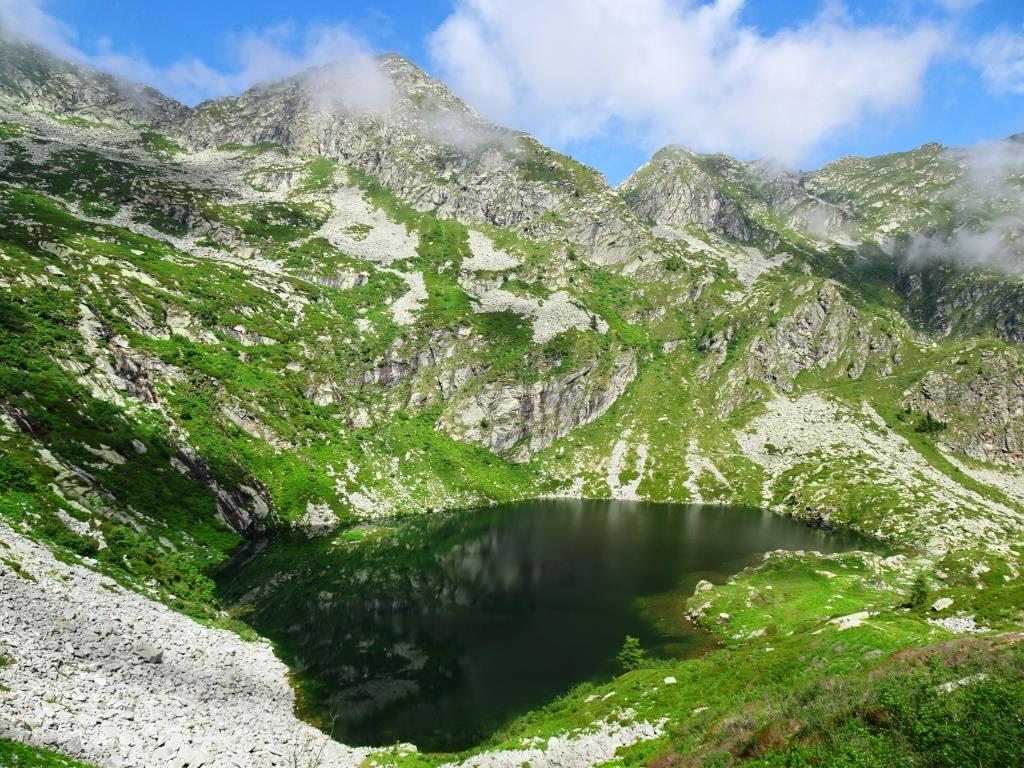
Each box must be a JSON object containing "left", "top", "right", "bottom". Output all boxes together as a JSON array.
[{"left": 214, "top": 500, "right": 872, "bottom": 752}]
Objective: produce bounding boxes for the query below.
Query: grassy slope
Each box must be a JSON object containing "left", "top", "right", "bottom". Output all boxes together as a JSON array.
[{"left": 0, "top": 740, "right": 101, "bottom": 768}]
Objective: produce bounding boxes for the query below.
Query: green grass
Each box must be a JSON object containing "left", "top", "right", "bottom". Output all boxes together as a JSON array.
[
  {"left": 296, "top": 157, "right": 339, "bottom": 194},
  {"left": 139, "top": 130, "right": 186, "bottom": 157},
  {"left": 0, "top": 741, "right": 101, "bottom": 768},
  {"left": 215, "top": 141, "right": 284, "bottom": 155},
  {"left": 518, "top": 140, "right": 605, "bottom": 196},
  {"left": 743, "top": 642, "right": 1024, "bottom": 768}
]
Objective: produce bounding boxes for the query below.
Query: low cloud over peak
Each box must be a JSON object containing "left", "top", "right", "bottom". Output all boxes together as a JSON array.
[
  {"left": 428, "top": 0, "right": 950, "bottom": 165},
  {"left": 0, "top": 1, "right": 385, "bottom": 107},
  {"left": 0, "top": 0, "right": 1018, "bottom": 174}
]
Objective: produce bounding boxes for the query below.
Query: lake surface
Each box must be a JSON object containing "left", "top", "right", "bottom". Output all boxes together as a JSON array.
[{"left": 214, "top": 500, "right": 869, "bottom": 751}]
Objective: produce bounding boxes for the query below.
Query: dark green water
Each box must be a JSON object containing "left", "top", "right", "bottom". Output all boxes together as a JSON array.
[{"left": 214, "top": 500, "right": 869, "bottom": 751}]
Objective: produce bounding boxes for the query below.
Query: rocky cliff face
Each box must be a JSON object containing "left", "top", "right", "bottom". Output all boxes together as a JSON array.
[
  {"left": 895, "top": 264, "right": 1024, "bottom": 345},
  {"left": 439, "top": 351, "right": 637, "bottom": 461},
  {"left": 903, "top": 348, "right": 1024, "bottom": 468},
  {"left": 619, "top": 146, "right": 761, "bottom": 241},
  {"left": 734, "top": 160, "right": 855, "bottom": 242},
  {"left": 714, "top": 282, "right": 901, "bottom": 415}
]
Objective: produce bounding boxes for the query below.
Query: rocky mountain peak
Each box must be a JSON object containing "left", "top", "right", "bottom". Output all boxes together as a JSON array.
[
  {"left": 0, "top": 34, "right": 188, "bottom": 126},
  {"left": 191, "top": 51, "right": 482, "bottom": 135},
  {"left": 619, "top": 143, "right": 763, "bottom": 242},
  {"left": 375, "top": 52, "right": 475, "bottom": 114}
]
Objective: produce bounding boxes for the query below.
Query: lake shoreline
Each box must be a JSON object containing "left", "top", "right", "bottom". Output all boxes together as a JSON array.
[{"left": 215, "top": 499, "right": 872, "bottom": 752}]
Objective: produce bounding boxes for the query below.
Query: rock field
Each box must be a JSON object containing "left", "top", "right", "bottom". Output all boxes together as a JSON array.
[{"left": 0, "top": 521, "right": 370, "bottom": 768}]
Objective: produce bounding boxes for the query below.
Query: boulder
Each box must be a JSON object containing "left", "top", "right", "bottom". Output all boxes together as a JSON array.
[
  {"left": 131, "top": 640, "right": 163, "bottom": 664},
  {"left": 931, "top": 597, "right": 954, "bottom": 612}
]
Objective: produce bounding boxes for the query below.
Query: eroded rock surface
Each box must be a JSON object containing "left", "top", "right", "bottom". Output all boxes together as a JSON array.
[
  {"left": 440, "top": 352, "right": 637, "bottom": 461},
  {"left": 903, "top": 348, "right": 1024, "bottom": 468}
]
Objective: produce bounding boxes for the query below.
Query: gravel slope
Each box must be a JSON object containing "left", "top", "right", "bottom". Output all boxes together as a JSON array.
[{"left": 0, "top": 521, "right": 370, "bottom": 768}]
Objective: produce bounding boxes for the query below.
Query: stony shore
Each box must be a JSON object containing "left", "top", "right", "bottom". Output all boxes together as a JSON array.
[{"left": 0, "top": 521, "right": 370, "bottom": 768}]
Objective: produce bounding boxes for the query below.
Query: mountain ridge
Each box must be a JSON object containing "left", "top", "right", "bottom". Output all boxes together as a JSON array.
[
  {"left": 3, "top": 30, "right": 1020, "bottom": 259},
  {"left": 0, "top": 33, "right": 1021, "bottom": 533}
]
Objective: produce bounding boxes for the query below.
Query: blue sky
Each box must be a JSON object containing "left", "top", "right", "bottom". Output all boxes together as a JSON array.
[{"left": 7, "top": 1, "right": 1024, "bottom": 183}]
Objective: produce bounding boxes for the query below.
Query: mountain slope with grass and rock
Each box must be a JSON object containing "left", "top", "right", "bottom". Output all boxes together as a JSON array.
[{"left": 1, "top": 35, "right": 1023, "bottom": 768}]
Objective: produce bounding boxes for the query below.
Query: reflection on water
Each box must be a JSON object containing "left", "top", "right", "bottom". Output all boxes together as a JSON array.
[{"left": 215, "top": 500, "right": 870, "bottom": 751}]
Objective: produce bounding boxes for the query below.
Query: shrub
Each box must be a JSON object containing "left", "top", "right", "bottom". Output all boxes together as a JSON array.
[
  {"left": 663, "top": 256, "right": 684, "bottom": 272},
  {"left": 913, "top": 412, "right": 947, "bottom": 435},
  {"left": 0, "top": 453, "right": 39, "bottom": 492},
  {"left": 616, "top": 635, "right": 645, "bottom": 672},
  {"left": 907, "top": 573, "right": 929, "bottom": 608}
]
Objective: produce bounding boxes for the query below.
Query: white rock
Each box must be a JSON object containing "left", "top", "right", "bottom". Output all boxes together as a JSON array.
[
  {"left": 131, "top": 640, "right": 164, "bottom": 664},
  {"left": 927, "top": 614, "right": 990, "bottom": 634},
  {"left": 463, "top": 231, "right": 520, "bottom": 272},
  {"left": 937, "top": 672, "right": 988, "bottom": 693},
  {"left": 830, "top": 611, "right": 872, "bottom": 631}
]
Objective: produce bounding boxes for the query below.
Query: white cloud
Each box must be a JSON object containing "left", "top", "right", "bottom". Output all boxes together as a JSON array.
[
  {"left": 974, "top": 28, "right": 1024, "bottom": 95},
  {"left": 0, "top": 0, "right": 78, "bottom": 59},
  {"left": 906, "top": 138, "right": 1024, "bottom": 274},
  {"left": 428, "top": 0, "right": 950, "bottom": 163},
  {"left": 153, "top": 23, "right": 393, "bottom": 107},
  {"left": 0, "top": 1, "right": 384, "bottom": 105}
]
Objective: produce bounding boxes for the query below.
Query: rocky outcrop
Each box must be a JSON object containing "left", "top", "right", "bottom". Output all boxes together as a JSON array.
[
  {"left": 343, "top": 330, "right": 462, "bottom": 394},
  {"left": 619, "top": 146, "right": 761, "bottom": 242},
  {"left": 0, "top": 399, "right": 49, "bottom": 440},
  {"left": 718, "top": 282, "right": 899, "bottom": 414},
  {"left": 903, "top": 348, "right": 1024, "bottom": 468},
  {"left": 740, "top": 161, "right": 855, "bottom": 241},
  {"left": 171, "top": 447, "right": 272, "bottom": 532},
  {"left": 518, "top": 179, "right": 651, "bottom": 266},
  {"left": 0, "top": 36, "right": 188, "bottom": 127},
  {"left": 739, "top": 285, "right": 864, "bottom": 387},
  {"left": 439, "top": 351, "right": 637, "bottom": 461},
  {"left": 64, "top": 304, "right": 182, "bottom": 407},
  {"left": 896, "top": 264, "right": 1024, "bottom": 346}
]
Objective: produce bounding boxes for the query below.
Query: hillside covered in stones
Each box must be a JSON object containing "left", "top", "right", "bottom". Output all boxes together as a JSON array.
[{"left": 1, "top": 35, "right": 1023, "bottom": 768}]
